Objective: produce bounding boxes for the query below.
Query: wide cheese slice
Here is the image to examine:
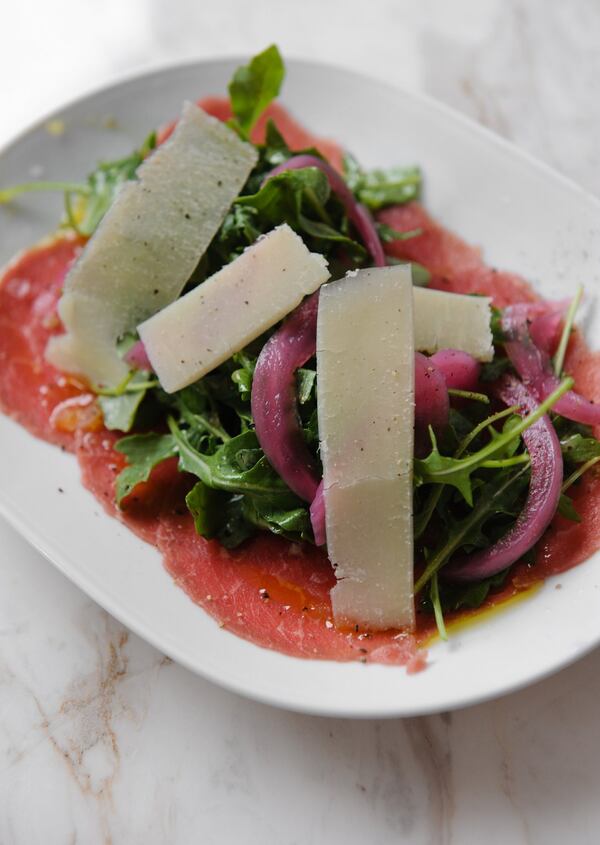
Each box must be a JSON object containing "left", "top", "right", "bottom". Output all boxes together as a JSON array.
[
  {"left": 414, "top": 287, "right": 493, "bottom": 361},
  {"left": 46, "top": 102, "right": 258, "bottom": 387},
  {"left": 317, "top": 266, "right": 415, "bottom": 631},
  {"left": 139, "top": 224, "right": 330, "bottom": 393}
]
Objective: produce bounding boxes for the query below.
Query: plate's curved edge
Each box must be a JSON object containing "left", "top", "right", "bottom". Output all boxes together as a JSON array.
[
  {"left": 2, "top": 57, "right": 600, "bottom": 719},
  {"left": 1, "top": 448, "right": 599, "bottom": 721},
  {"left": 2, "top": 53, "right": 600, "bottom": 216},
  {"left": 0, "top": 499, "right": 571, "bottom": 719}
]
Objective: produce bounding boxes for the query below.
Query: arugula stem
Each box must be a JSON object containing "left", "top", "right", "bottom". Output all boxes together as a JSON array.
[
  {"left": 415, "top": 407, "right": 525, "bottom": 540},
  {"left": 0, "top": 181, "right": 89, "bottom": 204},
  {"left": 561, "top": 455, "right": 600, "bottom": 492},
  {"left": 306, "top": 186, "right": 333, "bottom": 225},
  {"left": 480, "top": 455, "right": 530, "bottom": 469},
  {"left": 420, "top": 378, "right": 573, "bottom": 484},
  {"left": 457, "top": 406, "right": 519, "bottom": 457},
  {"left": 180, "top": 406, "right": 231, "bottom": 442},
  {"left": 414, "top": 468, "right": 528, "bottom": 594},
  {"left": 414, "top": 382, "right": 568, "bottom": 558},
  {"left": 414, "top": 486, "right": 443, "bottom": 539},
  {"left": 93, "top": 372, "right": 134, "bottom": 396},
  {"left": 448, "top": 388, "right": 490, "bottom": 404},
  {"left": 553, "top": 285, "right": 583, "bottom": 376},
  {"left": 430, "top": 573, "right": 448, "bottom": 640},
  {"left": 95, "top": 379, "right": 159, "bottom": 396}
]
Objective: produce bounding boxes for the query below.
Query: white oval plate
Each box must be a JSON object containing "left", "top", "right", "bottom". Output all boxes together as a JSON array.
[{"left": 2, "top": 59, "right": 600, "bottom": 718}]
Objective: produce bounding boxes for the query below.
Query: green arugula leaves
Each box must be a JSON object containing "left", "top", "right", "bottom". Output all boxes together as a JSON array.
[
  {"left": 13, "top": 44, "right": 598, "bottom": 593},
  {"left": 560, "top": 432, "right": 600, "bottom": 464},
  {"left": 66, "top": 132, "right": 156, "bottom": 235},
  {"left": 343, "top": 154, "right": 421, "bottom": 210},
  {"left": 228, "top": 44, "right": 285, "bottom": 138},
  {"left": 235, "top": 166, "right": 366, "bottom": 261},
  {"left": 114, "top": 433, "right": 177, "bottom": 502}
]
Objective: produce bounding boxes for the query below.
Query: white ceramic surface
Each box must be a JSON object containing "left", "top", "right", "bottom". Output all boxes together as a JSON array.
[{"left": 2, "top": 57, "right": 600, "bottom": 719}]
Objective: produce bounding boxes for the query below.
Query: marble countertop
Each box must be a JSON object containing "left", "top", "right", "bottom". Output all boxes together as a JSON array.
[{"left": 2, "top": 1, "right": 600, "bottom": 841}]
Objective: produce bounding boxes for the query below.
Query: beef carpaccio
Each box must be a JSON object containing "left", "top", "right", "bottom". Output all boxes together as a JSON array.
[{"left": 2, "top": 82, "right": 600, "bottom": 668}]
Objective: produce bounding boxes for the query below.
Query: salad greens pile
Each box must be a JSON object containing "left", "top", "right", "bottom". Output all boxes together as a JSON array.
[{"left": 4, "top": 45, "right": 599, "bottom": 635}]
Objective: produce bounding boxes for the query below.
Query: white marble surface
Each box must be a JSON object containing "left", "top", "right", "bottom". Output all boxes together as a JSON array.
[{"left": 2, "top": 1, "right": 600, "bottom": 841}]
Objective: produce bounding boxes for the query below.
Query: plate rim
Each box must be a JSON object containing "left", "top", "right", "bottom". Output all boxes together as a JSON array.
[{"left": 2, "top": 55, "right": 600, "bottom": 719}]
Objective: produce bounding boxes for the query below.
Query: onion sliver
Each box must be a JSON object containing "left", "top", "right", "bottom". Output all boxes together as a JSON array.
[
  {"left": 503, "top": 309, "right": 600, "bottom": 426},
  {"left": 430, "top": 348, "right": 480, "bottom": 391},
  {"left": 125, "top": 340, "right": 153, "bottom": 371},
  {"left": 251, "top": 292, "right": 321, "bottom": 502},
  {"left": 444, "top": 375, "right": 562, "bottom": 582},
  {"left": 529, "top": 311, "right": 564, "bottom": 357},
  {"left": 415, "top": 352, "right": 449, "bottom": 435},
  {"left": 265, "top": 155, "right": 386, "bottom": 267}
]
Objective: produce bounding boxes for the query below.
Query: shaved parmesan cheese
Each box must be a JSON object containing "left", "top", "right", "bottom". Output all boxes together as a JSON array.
[
  {"left": 414, "top": 287, "right": 493, "bottom": 361},
  {"left": 139, "top": 225, "right": 330, "bottom": 393},
  {"left": 46, "top": 102, "right": 258, "bottom": 387},
  {"left": 317, "top": 266, "right": 415, "bottom": 631}
]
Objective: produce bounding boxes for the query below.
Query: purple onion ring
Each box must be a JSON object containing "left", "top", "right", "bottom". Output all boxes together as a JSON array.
[
  {"left": 414, "top": 352, "right": 449, "bottom": 438},
  {"left": 443, "top": 374, "right": 563, "bottom": 582},
  {"left": 251, "top": 292, "right": 321, "bottom": 502},
  {"left": 503, "top": 308, "right": 600, "bottom": 427},
  {"left": 125, "top": 340, "right": 153, "bottom": 371}
]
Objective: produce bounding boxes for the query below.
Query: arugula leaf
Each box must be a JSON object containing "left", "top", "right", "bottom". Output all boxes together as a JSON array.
[
  {"left": 235, "top": 166, "right": 365, "bottom": 258},
  {"left": 557, "top": 492, "right": 581, "bottom": 523},
  {"left": 217, "top": 496, "right": 258, "bottom": 548},
  {"left": 242, "top": 495, "right": 312, "bottom": 542},
  {"left": 228, "top": 45, "right": 285, "bottom": 138},
  {"left": 421, "top": 569, "right": 509, "bottom": 614},
  {"left": 237, "top": 165, "right": 329, "bottom": 220},
  {"left": 414, "top": 432, "right": 476, "bottom": 505},
  {"left": 259, "top": 119, "right": 293, "bottom": 169},
  {"left": 415, "top": 378, "right": 573, "bottom": 503},
  {"left": 67, "top": 131, "right": 156, "bottom": 235},
  {"left": 297, "top": 368, "right": 316, "bottom": 405},
  {"left": 168, "top": 421, "right": 295, "bottom": 496},
  {"left": 487, "top": 414, "right": 522, "bottom": 459},
  {"left": 376, "top": 223, "right": 422, "bottom": 243},
  {"left": 99, "top": 390, "right": 146, "bottom": 432},
  {"left": 97, "top": 372, "right": 155, "bottom": 432},
  {"left": 343, "top": 154, "right": 421, "bottom": 209},
  {"left": 410, "top": 262, "right": 431, "bottom": 287},
  {"left": 415, "top": 467, "right": 529, "bottom": 593},
  {"left": 560, "top": 433, "right": 600, "bottom": 464},
  {"left": 185, "top": 481, "right": 228, "bottom": 538},
  {"left": 209, "top": 205, "right": 262, "bottom": 266},
  {"left": 114, "top": 433, "right": 177, "bottom": 504},
  {"left": 167, "top": 417, "right": 312, "bottom": 545}
]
